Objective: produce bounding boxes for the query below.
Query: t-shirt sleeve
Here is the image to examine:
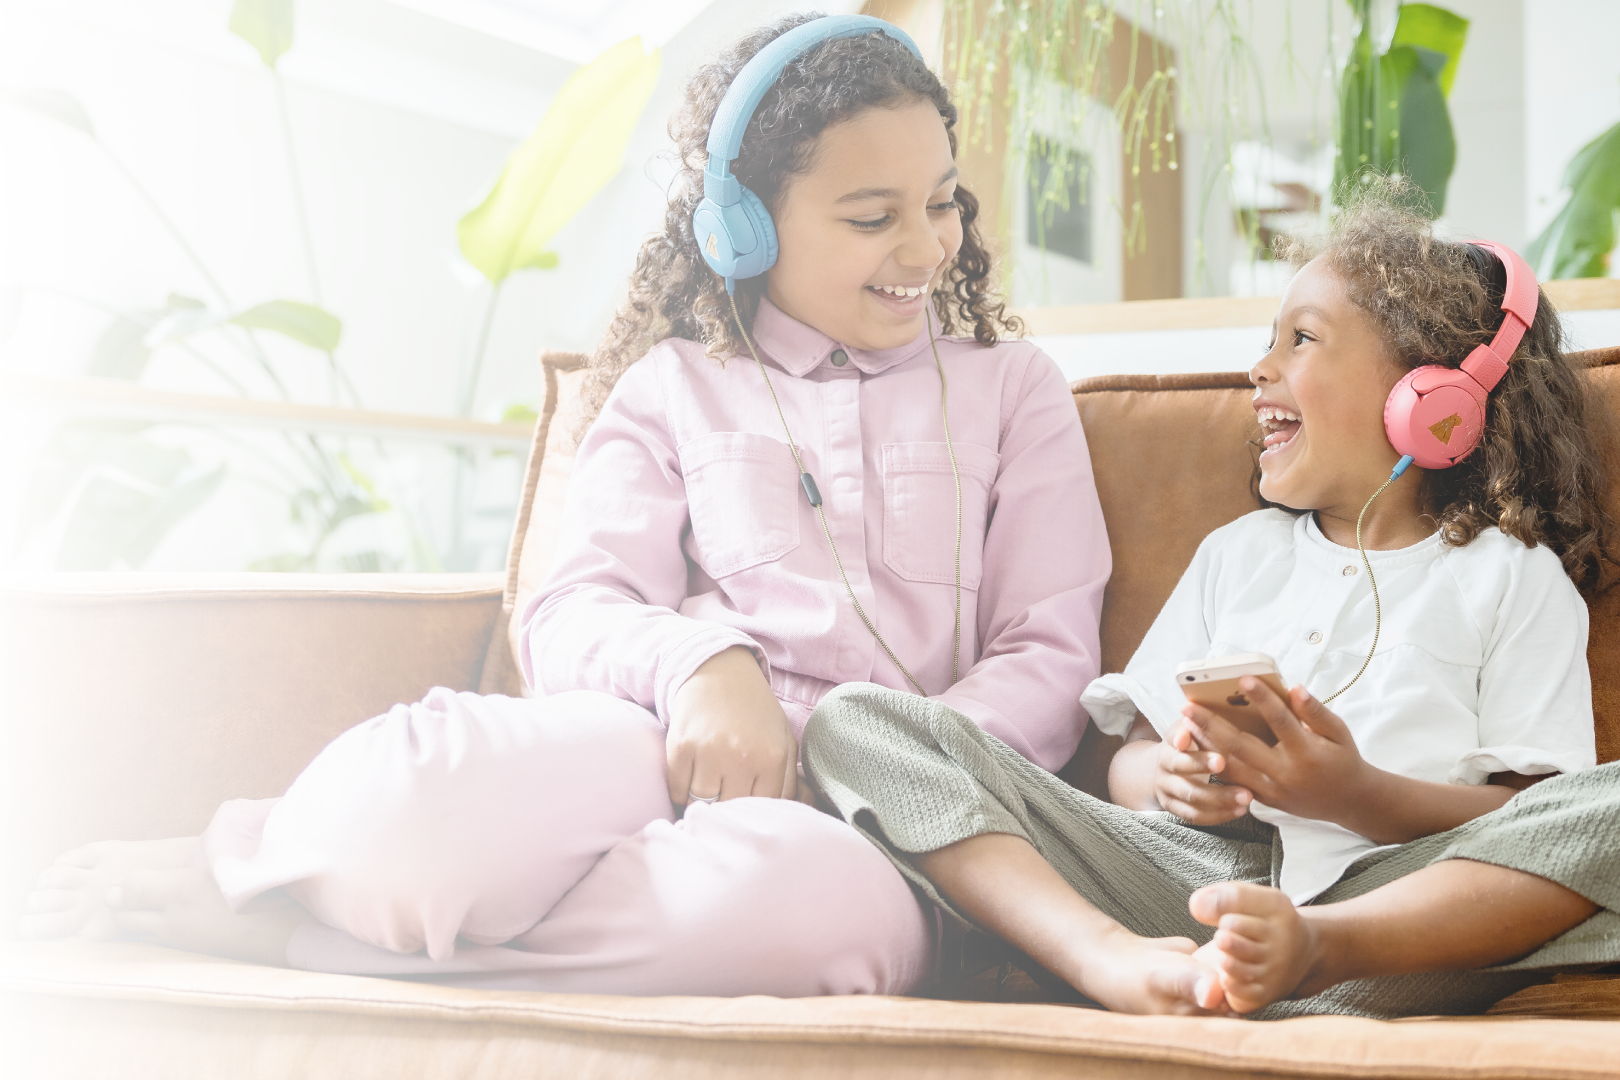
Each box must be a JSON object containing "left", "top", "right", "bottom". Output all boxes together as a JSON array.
[
  {"left": 1450, "top": 545, "right": 1596, "bottom": 785},
  {"left": 1080, "top": 526, "right": 1222, "bottom": 739}
]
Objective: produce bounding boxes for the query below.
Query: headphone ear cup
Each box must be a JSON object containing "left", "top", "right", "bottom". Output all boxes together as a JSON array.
[
  {"left": 1384, "top": 365, "right": 1488, "bottom": 469},
  {"left": 731, "top": 186, "right": 779, "bottom": 280}
]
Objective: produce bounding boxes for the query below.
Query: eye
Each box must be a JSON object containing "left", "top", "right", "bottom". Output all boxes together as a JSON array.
[
  {"left": 848, "top": 214, "right": 892, "bottom": 231},
  {"left": 1293, "top": 329, "right": 1314, "bottom": 346},
  {"left": 928, "top": 198, "right": 958, "bottom": 213}
]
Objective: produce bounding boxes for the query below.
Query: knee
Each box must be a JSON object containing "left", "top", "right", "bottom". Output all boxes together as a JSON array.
[
  {"left": 663, "top": 800, "right": 933, "bottom": 995},
  {"left": 265, "top": 689, "right": 674, "bottom": 957}
]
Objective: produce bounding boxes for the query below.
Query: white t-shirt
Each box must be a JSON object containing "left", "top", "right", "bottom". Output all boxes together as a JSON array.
[{"left": 1081, "top": 509, "right": 1595, "bottom": 903}]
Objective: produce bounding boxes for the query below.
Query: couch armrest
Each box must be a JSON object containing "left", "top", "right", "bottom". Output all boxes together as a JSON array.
[{"left": 0, "top": 572, "right": 504, "bottom": 937}]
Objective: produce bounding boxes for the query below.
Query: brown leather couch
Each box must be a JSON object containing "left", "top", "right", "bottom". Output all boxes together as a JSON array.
[{"left": 3, "top": 346, "right": 1618, "bottom": 1079}]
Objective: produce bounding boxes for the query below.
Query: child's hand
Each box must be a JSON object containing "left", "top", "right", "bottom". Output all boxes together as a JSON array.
[
  {"left": 1152, "top": 720, "right": 1254, "bottom": 824},
  {"left": 1182, "top": 678, "right": 1371, "bottom": 825},
  {"left": 666, "top": 646, "right": 799, "bottom": 807}
]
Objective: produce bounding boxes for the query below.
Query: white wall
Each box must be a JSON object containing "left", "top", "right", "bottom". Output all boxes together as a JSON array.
[{"left": 1525, "top": 0, "right": 1620, "bottom": 262}]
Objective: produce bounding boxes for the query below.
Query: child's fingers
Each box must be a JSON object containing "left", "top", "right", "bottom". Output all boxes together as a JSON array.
[
  {"left": 1243, "top": 678, "right": 1308, "bottom": 747},
  {"left": 1290, "top": 686, "right": 1353, "bottom": 742},
  {"left": 1161, "top": 746, "right": 1225, "bottom": 776},
  {"left": 1185, "top": 713, "right": 1274, "bottom": 775}
]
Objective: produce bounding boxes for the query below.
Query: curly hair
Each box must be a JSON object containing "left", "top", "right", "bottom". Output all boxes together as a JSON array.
[
  {"left": 1273, "top": 176, "right": 1618, "bottom": 594},
  {"left": 575, "top": 12, "right": 1021, "bottom": 440}
]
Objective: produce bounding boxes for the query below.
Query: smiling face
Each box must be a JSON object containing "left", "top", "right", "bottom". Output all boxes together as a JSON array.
[
  {"left": 1251, "top": 257, "right": 1416, "bottom": 521},
  {"left": 763, "top": 97, "right": 963, "bottom": 351}
]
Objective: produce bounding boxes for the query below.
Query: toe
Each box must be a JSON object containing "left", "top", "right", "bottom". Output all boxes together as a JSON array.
[
  {"left": 18, "top": 909, "right": 89, "bottom": 941},
  {"left": 25, "top": 889, "right": 77, "bottom": 915},
  {"left": 1190, "top": 881, "right": 1289, "bottom": 925},
  {"left": 36, "top": 865, "right": 95, "bottom": 890},
  {"left": 111, "top": 868, "right": 190, "bottom": 912},
  {"left": 55, "top": 841, "right": 120, "bottom": 869}
]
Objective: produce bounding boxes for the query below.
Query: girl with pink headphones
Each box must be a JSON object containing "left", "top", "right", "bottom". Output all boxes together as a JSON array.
[
  {"left": 805, "top": 178, "right": 1620, "bottom": 1018},
  {"left": 22, "top": 16, "right": 1110, "bottom": 998}
]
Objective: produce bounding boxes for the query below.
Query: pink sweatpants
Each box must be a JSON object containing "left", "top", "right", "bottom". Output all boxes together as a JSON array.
[{"left": 201, "top": 687, "right": 934, "bottom": 997}]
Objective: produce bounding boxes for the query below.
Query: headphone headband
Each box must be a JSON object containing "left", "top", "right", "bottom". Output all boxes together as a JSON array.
[
  {"left": 1382, "top": 239, "right": 1540, "bottom": 470},
  {"left": 702, "top": 16, "right": 923, "bottom": 203},
  {"left": 1460, "top": 240, "right": 1539, "bottom": 393}
]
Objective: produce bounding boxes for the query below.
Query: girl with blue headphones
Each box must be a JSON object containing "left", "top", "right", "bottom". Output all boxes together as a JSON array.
[{"left": 23, "top": 14, "right": 1113, "bottom": 999}]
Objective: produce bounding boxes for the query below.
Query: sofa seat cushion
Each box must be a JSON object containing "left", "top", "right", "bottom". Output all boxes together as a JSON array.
[{"left": 4, "top": 942, "right": 1620, "bottom": 1080}]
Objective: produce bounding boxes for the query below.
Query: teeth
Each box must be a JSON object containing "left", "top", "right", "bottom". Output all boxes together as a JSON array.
[
  {"left": 875, "top": 284, "right": 925, "bottom": 297},
  {"left": 1256, "top": 405, "right": 1302, "bottom": 428}
]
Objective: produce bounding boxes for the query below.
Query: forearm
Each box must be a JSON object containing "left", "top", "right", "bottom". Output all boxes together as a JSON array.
[
  {"left": 1338, "top": 767, "right": 1519, "bottom": 845},
  {"left": 525, "top": 584, "right": 763, "bottom": 720}
]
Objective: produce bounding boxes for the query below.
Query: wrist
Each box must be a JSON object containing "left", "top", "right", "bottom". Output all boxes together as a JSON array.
[{"left": 1337, "top": 762, "right": 1403, "bottom": 841}]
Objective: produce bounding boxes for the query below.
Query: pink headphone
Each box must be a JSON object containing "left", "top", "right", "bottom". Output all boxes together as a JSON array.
[{"left": 1382, "top": 240, "right": 1540, "bottom": 470}]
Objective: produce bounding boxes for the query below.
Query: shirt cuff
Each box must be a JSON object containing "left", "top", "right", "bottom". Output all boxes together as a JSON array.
[
  {"left": 652, "top": 623, "right": 770, "bottom": 728},
  {"left": 1080, "top": 673, "right": 1183, "bottom": 739},
  {"left": 1448, "top": 745, "right": 1594, "bottom": 786}
]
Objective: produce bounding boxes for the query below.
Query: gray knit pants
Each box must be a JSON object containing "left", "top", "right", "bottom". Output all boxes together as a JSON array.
[{"left": 800, "top": 683, "right": 1620, "bottom": 1019}]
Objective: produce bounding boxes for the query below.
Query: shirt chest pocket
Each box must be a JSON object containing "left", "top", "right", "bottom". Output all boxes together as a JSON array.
[
  {"left": 882, "top": 441, "right": 1000, "bottom": 590},
  {"left": 679, "top": 431, "right": 801, "bottom": 578}
]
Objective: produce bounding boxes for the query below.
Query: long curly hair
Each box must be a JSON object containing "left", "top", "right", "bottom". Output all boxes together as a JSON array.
[
  {"left": 1273, "top": 177, "right": 1618, "bottom": 593},
  {"left": 576, "top": 12, "right": 1020, "bottom": 439}
]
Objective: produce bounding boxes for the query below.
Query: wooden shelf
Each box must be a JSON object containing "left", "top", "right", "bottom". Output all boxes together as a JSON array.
[
  {"left": 1015, "top": 278, "right": 1620, "bottom": 337},
  {"left": 0, "top": 373, "right": 535, "bottom": 449}
]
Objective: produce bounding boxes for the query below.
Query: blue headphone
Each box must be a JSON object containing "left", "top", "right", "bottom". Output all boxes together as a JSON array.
[{"left": 693, "top": 15, "right": 924, "bottom": 294}]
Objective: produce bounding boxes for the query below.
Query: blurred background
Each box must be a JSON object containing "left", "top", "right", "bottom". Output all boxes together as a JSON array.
[{"left": 3, "top": 0, "right": 1618, "bottom": 574}]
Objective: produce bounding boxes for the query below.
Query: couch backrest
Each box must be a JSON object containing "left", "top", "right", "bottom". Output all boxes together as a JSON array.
[{"left": 488, "top": 346, "right": 1620, "bottom": 776}]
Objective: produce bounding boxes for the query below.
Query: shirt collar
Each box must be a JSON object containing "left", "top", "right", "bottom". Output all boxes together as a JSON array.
[
  {"left": 749, "top": 295, "right": 935, "bottom": 377},
  {"left": 1299, "top": 512, "right": 1446, "bottom": 569}
]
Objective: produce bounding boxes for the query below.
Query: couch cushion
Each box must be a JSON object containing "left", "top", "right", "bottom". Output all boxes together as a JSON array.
[
  {"left": 478, "top": 351, "right": 587, "bottom": 697},
  {"left": 5, "top": 941, "right": 1620, "bottom": 1080},
  {"left": 0, "top": 573, "right": 504, "bottom": 937}
]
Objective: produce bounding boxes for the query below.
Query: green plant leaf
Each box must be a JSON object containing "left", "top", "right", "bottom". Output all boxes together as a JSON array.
[
  {"left": 1389, "top": 3, "right": 1469, "bottom": 97},
  {"left": 90, "top": 313, "right": 156, "bottom": 380},
  {"left": 1388, "top": 45, "right": 1456, "bottom": 215},
  {"left": 1335, "top": 3, "right": 1464, "bottom": 218},
  {"left": 4, "top": 87, "right": 95, "bottom": 137},
  {"left": 228, "top": 0, "right": 294, "bottom": 68},
  {"left": 228, "top": 299, "right": 342, "bottom": 351},
  {"left": 458, "top": 38, "right": 661, "bottom": 284},
  {"left": 1527, "top": 120, "right": 1620, "bottom": 279}
]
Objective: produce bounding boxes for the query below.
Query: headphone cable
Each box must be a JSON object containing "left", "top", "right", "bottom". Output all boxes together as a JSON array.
[
  {"left": 728, "top": 293, "right": 962, "bottom": 695},
  {"left": 1321, "top": 455, "right": 1414, "bottom": 705}
]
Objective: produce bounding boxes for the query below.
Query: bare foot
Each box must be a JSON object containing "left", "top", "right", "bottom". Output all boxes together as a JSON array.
[
  {"left": 21, "top": 838, "right": 300, "bottom": 967},
  {"left": 1067, "top": 924, "right": 1230, "bottom": 1015},
  {"left": 1189, "top": 881, "right": 1330, "bottom": 1013}
]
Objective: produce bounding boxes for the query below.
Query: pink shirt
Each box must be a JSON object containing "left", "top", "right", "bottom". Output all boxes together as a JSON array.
[{"left": 520, "top": 298, "right": 1110, "bottom": 771}]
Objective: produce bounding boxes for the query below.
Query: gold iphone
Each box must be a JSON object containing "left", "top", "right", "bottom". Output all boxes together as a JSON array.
[{"left": 1175, "top": 653, "right": 1289, "bottom": 746}]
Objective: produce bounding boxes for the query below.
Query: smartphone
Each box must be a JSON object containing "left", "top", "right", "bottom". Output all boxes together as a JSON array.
[{"left": 1175, "top": 653, "right": 1288, "bottom": 746}]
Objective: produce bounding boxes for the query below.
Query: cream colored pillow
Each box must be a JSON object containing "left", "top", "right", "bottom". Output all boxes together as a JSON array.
[{"left": 478, "top": 351, "right": 587, "bottom": 696}]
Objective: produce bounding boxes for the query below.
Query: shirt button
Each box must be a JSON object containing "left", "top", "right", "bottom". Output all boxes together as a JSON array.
[
  {"left": 1308, "top": 631, "right": 1323, "bottom": 644},
  {"left": 1342, "top": 565, "right": 1358, "bottom": 576},
  {"left": 830, "top": 349, "right": 849, "bottom": 367}
]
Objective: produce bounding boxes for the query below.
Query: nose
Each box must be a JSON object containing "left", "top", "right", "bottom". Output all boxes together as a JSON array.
[
  {"left": 895, "top": 207, "right": 946, "bottom": 272},
  {"left": 1250, "top": 334, "right": 1281, "bottom": 388}
]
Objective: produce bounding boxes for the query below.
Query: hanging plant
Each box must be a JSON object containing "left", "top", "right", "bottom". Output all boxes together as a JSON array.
[{"left": 1334, "top": 1, "right": 1468, "bottom": 215}]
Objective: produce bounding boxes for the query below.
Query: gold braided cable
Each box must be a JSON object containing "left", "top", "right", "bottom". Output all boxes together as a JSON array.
[
  {"left": 925, "top": 305, "right": 964, "bottom": 686},
  {"left": 1320, "top": 473, "right": 1398, "bottom": 705},
  {"left": 728, "top": 292, "right": 955, "bottom": 697}
]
